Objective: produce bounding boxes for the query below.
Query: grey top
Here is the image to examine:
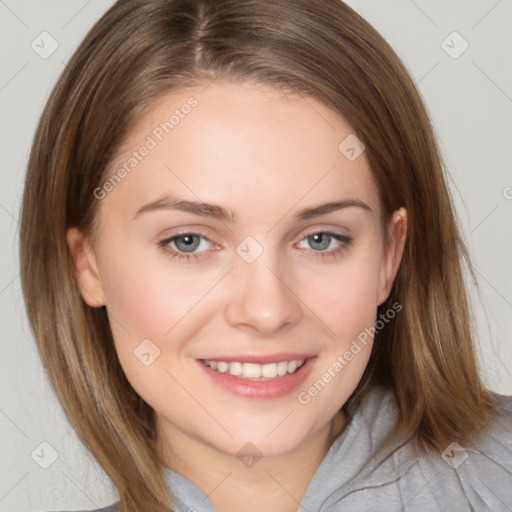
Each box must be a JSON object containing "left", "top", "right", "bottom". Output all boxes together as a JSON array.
[{"left": 51, "top": 386, "right": 512, "bottom": 512}]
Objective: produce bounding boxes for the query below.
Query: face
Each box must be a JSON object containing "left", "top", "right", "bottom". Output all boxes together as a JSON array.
[{"left": 68, "top": 81, "right": 406, "bottom": 461}]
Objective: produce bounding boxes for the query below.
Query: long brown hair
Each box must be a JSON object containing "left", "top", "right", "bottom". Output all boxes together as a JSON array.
[{"left": 19, "top": 0, "right": 495, "bottom": 510}]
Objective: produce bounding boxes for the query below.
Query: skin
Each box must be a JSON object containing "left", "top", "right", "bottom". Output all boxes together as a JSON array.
[{"left": 67, "top": 81, "right": 407, "bottom": 512}]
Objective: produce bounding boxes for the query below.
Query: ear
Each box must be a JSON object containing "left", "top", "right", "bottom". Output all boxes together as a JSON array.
[
  {"left": 66, "top": 227, "right": 106, "bottom": 308},
  {"left": 377, "top": 207, "right": 407, "bottom": 306}
]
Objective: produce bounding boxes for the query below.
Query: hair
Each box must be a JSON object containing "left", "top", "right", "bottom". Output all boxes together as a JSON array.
[{"left": 19, "top": 0, "right": 496, "bottom": 510}]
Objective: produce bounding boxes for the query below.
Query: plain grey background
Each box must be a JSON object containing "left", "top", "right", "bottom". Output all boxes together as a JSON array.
[{"left": 0, "top": 1, "right": 511, "bottom": 510}]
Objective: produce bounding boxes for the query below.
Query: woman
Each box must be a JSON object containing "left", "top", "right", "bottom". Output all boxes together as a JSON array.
[{"left": 19, "top": 0, "right": 512, "bottom": 511}]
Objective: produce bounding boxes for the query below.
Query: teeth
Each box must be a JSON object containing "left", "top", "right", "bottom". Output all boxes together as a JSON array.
[
  {"left": 277, "top": 361, "right": 288, "bottom": 376},
  {"left": 243, "top": 363, "right": 262, "bottom": 379},
  {"left": 216, "top": 361, "right": 229, "bottom": 373},
  {"left": 261, "top": 363, "right": 276, "bottom": 378},
  {"left": 203, "top": 358, "right": 306, "bottom": 380},
  {"left": 229, "top": 362, "right": 243, "bottom": 376}
]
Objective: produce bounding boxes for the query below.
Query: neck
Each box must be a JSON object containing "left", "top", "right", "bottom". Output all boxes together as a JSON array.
[{"left": 157, "top": 411, "right": 346, "bottom": 512}]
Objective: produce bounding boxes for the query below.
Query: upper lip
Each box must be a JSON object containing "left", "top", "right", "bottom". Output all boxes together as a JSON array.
[{"left": 199, "top": 353, "right": 316, "bottom": 364}]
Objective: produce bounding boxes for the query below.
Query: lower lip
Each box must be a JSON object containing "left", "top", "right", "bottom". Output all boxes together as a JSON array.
[{"left": 197, "top": 357, "right": 317, "bottom": 399}]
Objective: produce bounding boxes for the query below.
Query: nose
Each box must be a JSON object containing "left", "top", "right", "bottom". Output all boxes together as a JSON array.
[{"left": 224, "top": 245, "right": 302, "bottom": 337}]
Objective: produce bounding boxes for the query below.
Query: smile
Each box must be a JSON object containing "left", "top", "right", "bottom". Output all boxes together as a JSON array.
[
  {"left": 197, "top": 356, "right": 317, "bottom": 399},
  {"left": 201, "top": 359, "right": 306, "bottom": 380}
]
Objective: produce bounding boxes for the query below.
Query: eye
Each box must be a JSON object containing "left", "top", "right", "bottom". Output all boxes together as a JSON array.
[
  {"left": 158, "top": 233, "right": 215, "bottom": 261},
  {"left": 296, "top": 231, "right": 352, "bottom": 259},
  {"left": 158, "top": 230, "right": 352, "bottom": 262}
]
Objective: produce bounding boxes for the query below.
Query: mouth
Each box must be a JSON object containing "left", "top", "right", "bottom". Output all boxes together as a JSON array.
[
  {"left": 200, "top": 358, "right": 307, "bottom": 381},
  {"left": 197, "top": 355, "right": 317, "bottom": 399}
]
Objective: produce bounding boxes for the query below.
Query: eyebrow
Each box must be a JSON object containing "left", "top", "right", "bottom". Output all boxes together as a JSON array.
[{"left": 133, "top": 194, "right": 372, "bottom": 222}]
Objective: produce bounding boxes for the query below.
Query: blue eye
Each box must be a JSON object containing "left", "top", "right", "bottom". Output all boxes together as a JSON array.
[
  {"left": 159, "top": 233, "right": 213, "bottom": 261},
  {"left": 171, "top": 234, "right": 205, "bottom": 253},
  {"left": 297, "top": 232, "right": 352, "bottom": 259},
  {"left": 158, "top": 231, "right": 352, "bottom": 262}
]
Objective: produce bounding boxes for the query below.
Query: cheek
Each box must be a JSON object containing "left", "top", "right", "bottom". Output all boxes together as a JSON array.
[
  {"left": 100, "top": 250, "right": 218, "bottom": 338},
  {"left": 311, "top": 254, "right": 382, "bottom": 341},
  {"left": 295, "top": 260, "right": 380, "bottom": 411},
  {"left": 98, "top": 254, "right": 218, "bottom": 397}
]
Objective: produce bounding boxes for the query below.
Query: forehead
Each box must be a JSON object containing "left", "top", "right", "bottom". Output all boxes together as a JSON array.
[{"left": 99, "top": 80, "right": 380, "bottom": 222}]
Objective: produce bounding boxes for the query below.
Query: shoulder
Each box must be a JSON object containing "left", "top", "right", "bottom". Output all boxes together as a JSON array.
[
  {"left": 403, "top": 391, "right": 512, "bottom": 509},
  {"left": 435, "top": 390, "right": 512, "bottom": 472},
  {"left": 325, "top": 387, "right": 512, "bottom": 510}
]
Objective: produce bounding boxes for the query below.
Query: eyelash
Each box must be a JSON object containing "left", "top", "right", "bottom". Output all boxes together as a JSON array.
[{"left": 158, "top": 230, "right": 353, "bottom": 262}]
